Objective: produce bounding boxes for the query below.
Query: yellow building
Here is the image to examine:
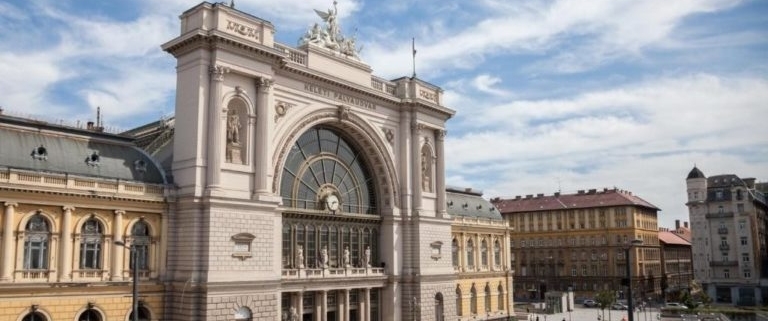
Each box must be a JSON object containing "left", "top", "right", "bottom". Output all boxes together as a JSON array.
[
  {"left": 492, "top": 188, "right": 662, "bottom": 303},
  {"left": 448, "top": 187, "right": 514, "bottom": 320},
  {"left": 0, "top": 114, "right": 167, "bottom": 321}
]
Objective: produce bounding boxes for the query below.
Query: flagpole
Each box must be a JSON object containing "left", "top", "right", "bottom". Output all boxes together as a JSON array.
[{"left": 412, "top": 37, "right": 417, "bottom": 78}]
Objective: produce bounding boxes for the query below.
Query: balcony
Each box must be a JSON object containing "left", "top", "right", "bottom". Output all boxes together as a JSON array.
[
  {"left": 706, "top": 212, "right": 734, "bottom": 219},
  {"left": 718, "top": 228, "right": 728, "bottom": 234},
  {"left": 709, "top": 260, "right": 738, "bottom": 267},
  {"left": 282, "top": 267, "right": 385, "bottom": 280},
  {"left": 719, "top": 244, "right": 730, "bottom": 251}
]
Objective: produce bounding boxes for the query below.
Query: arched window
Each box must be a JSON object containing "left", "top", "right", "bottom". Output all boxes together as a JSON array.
[
  {"left": 481, "top": 239, "right": 488, "bottom": 267},
  {"left": 131, "top": 221, "right": 150, "bottom": 270},
  {"left": 234, "top": 306, "right": 252, "bottom": 321},
  {"left": 452, "top": 238, "right": 459, "bottom": 268},
  {"left": 497, "top": 283, "right": 504, "bottom": 310},
  {"left": 455, "top": 286, "right": 463, "bottom": 316},
  {"left": 128, "top": 306, "right": 151, "bottom": 321},
  {"left": 24, "top": 214, "right": 50, "bottom": 269},
  {"left": 466, "top": 239, "right": 475, "bottom": 268},
  {"left": 493, "top": 240, "right": 501, "bottom": 267},
  {"left": 470, "top": 284, "right": 478, "bottom": 314},
  {"left": 282, "top": 224, "right": 291, "bottom": 268},
  {"left": 484, "top": 283, "right": 491, "bottom": 312},
  {"left": 80, "top": 218, "right": 103, "bottom": 269},
  {"left": 280, "top": 127, "right": 377, "bottom": 215},
  {"left": 77, "top": 309, "right": 102, "bottom": 321},
  {"left": 434, "top": 293, "right": 444, "bottom": 321},
  {"left": 22, "top": 312, "right": 47, "bottom": 321}
]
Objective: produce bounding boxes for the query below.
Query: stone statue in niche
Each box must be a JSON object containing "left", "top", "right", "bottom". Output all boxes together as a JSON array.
[
  {"left": 320, "top": 245, "right": 329, "bottom": 268},
  {"left": 421, "top": 148, "right": 432, "bottom": 193},
  {"left": 227, "top": 109, "right": 241, "bottom": 144},
  {"left": 296, "top": 245, "right": 304, "bottom": 269},
  {"left": 364, "top": 246, "right": 371, "bottom": 267},
  {"left": 343, "top": 246, "right": 350, "bottom": 267}
]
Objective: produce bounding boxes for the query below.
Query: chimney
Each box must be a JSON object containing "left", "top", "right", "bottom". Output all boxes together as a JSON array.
[
  {"left": 536, "top": 193, "right": 544, "bottom": 198},
  {"left": 87, "top": 121, "right": 95, "bottom": 130},
  {"left": 675, "top": 220, "right": 680, "bottom": 230},
  {"left": 515, "top": 196, "right": 521, "bottom": 200},
  {"left": 525, "top": 194, "right": 533, "bottom": 199},
  {"left": 588, "top": 189, "right": 597, "bottom": 194},
  {"left": 577, "top": 190, "right": 585, "bottom": 195},
  {"left": 554, "top": 192, "right": 560, "bottom": 197}
]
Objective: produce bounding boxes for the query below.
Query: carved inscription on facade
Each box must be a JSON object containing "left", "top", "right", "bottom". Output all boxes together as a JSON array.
[
  {"left": 303, "top": 83, "right": 375, "bottom": 110},
  {"left": 226, "top": 20, "right": 260, "bottom": 41},
  {"left": 418, "top": 89, "right": 436, "bottom": 102}
]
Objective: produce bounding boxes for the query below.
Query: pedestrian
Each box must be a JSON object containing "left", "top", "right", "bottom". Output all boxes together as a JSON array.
[{"left": 536, "top": 316, "right": 539, "bottom": 321}]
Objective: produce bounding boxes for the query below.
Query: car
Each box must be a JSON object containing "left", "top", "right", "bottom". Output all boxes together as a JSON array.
[
  {"left": 583, "top": 300, "right": 598, "bottom": 307},
  {"left": 611, "top": 303, "right": 628, "bottom": 310}
]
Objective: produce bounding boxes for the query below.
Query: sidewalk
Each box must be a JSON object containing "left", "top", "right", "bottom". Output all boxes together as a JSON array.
[{"left": 517, "top": 306, "right": 660, "bottom": 321}]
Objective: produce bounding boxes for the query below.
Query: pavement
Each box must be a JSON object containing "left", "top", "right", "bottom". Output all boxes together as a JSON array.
[{"left": 516, "top": 306, "right": 661, "bottom": 321}]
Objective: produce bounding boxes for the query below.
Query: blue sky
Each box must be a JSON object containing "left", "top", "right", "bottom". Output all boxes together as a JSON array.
[{"left": 1, "top": 0, "right": 766, "bottom": 228}]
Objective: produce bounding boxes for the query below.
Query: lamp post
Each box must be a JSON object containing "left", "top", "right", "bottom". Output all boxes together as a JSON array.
[
  {"left": 115, "top": 240, "right": 139, "bottom": 321},
  {"left": 625, "top": 239, "right": 643, "bottom": 321}
]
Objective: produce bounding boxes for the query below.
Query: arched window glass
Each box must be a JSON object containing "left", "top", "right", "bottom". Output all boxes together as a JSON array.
[
  {"left": 234, "top": 306, "right": 252, "bottom": 321},
  {"left": 456, "top": 286, "right": 463, "bottom": 316},
  {"left": 280, "top": 127, "right": 377, "bottom": 214},
  {"left": 434, "top": 293, "right": 444, "bottom": 321},
  {"left": 330, "top": 226, "right": 338, "bottom": 266},
  {"left": 497, "top": 284, "right": 504, "bottom": 310},
  {"left": 24, "top": 214, "right": 50, "bottom": 269},
  {"left": 22, "top": 312, "right": 48, "bottom": 321},
  {"left": 80, "top": 219, "right": 103, "bottom": 269},
  {"left": 351, "top": 227, "right": 360, "bottom": 266},
  {"left": 484, "top": 284, "right": 491, "bottom": 312},
  {"left": 470, "top": 284, "right": 478, "bottom": 314},
  {"left": 77, "top": 309, "right": 102, "bottom": 321},
  {"left": 466, "top": 239, "right": 475, "bottom": 268},
  {"left": 452, "top": 239, "right": 459, "bottom": 267},
  {"left": 131, "top": 221, "right": 150, "bottom": 270},
  {"left": 282, "top": 224, "right": 291, "bottom": 268},
  {"left": 493, "top": 240, "right": 501, "bottom": 266},
  {"left": 481, "top": 239, "right": 488, "bottom": 267},
  {"left": 307, "top": 225, "right": 316, "bottom": 267},
  {"left": 128, "top": 306, "right": 151, "bottom": 321}
]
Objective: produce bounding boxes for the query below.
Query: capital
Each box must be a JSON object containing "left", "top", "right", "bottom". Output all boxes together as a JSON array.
[
  {"left": 258, "top": 77, "right": 274, "bottom": 92},
  {"left": 210, "top": 65, "right": 230, "bottom": 81},
  {"left": 435, "top": 129, "right": 446, "bottom": 141},
  {"left": 3, "top": 202, "right": 18, "bottom": 208},
  {"left": 114, "top": 210, "right": 126, "bottom": 216},
  {"left": 62, "top": 206, "right": 76, "bottom": 212}
]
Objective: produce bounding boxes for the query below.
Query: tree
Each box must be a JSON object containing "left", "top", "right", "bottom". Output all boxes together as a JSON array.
[{"left": 595, "top": 290, "right": 617, "bottom": 320}]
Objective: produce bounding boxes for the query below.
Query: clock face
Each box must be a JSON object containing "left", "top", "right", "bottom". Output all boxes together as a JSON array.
[{"left": 326, "top": 194, "right": 340, "bottom": 211}]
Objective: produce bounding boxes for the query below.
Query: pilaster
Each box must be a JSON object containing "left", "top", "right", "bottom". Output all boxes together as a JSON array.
[
  {"left": 206, "top": 65, "right": 229, "bottom": 192},
  {"left": 111, "top": 209, "right": 125, "bottom": 281},
  {"left": 1, "top": 202, "right": 17, "bottom": 281},
  {"left": 254, "top": 77, "right": 273, "bottom": 196},
  {"left": 58, "top": 205, "right": 74, "bottom": 281}
]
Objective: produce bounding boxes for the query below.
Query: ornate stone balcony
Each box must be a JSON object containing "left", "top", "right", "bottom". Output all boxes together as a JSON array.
[{"left": 281, "top": 267, "right": 385, "bottom": 280}]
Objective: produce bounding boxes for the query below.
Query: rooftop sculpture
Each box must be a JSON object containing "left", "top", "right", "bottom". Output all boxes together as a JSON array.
[{"left": 299, "top": 1, "right": 361, "bottom": 60}]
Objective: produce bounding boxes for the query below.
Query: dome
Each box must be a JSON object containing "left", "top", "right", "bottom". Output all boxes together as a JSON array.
[{"left": 686, "top": 166, "right": 706, "bottom": 179}]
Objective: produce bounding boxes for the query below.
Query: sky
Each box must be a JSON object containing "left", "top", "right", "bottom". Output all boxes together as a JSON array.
[{"left": 1, "top": 0, "right": 766, "bottom": 228}]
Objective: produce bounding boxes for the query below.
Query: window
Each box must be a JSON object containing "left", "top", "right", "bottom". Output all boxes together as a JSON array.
[
  {"left": 452, "top": 239, "right": 459, "bottom": 267},
  {"left": 80, "top": 219, "right": 103, "bottom": 269},
  {"left": 131, "top": 221, "right": 150, "bottom": 270},
  {"left": 128, "top": 306, "right": 151, "bottom": 321},
  {"left": 456, "top": 287, "right": 463, "bottom": 316},
  {"left": 493, "top": 240, "right": 501, "bottom": 267},
  {"left": 582, "top": 265, "right": 587, "bottom": 276},
  {"left": 724, "top": 269, "right": 730, "bottom": 278},
  {"left": 497, "top": 284, "right": 504, "bottom": 310},
  {"left": 484, "top": 284, "right": 491, "bottom": 312},
  {"left": 716, "top": 190, "right": 723, "bottom": 200},
  {"left": 234, "top": 306, "right": 252, "bottom": 321},
  {"left": 481, "top": 240, "right": 488, "bottom": 267},
  {"left": 470, "top": 285, "right": 478, "bottom": 314},
  {"left": 741, "top": 237, "right": 748, "bottom": 246},
  {"left": 24, "top": 214, "right": 50, "bottom": 270},
  {"left": 739, "top": 220, "right": 746, "bottom": 230},
  {"left": 467, "top": 239, "right": 475, "bottom": 268},
  {"left": 77, "top": 309, "right": 102, "bottom": 321},
  {"left": 744, "top": 270, "right": 751, "bottom": 278},
  {"left": 718, "top": 206, "right": 724, "bottom": 213},
  {"left": 742, "top": 253, "right": 750, "bottom": 262},
  {"left": 434, "top": 293, "right": 444, "bottom": 321},
  {"left": 22, "top": 312, "right": 48, "bottom": 321},
  {"left": 722, "top": 253, "right": 728, "bottom": 261}
]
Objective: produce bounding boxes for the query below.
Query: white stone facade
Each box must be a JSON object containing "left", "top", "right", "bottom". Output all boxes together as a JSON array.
[{"left": 161, "top": 2, "right": 456, "bottom": 320}]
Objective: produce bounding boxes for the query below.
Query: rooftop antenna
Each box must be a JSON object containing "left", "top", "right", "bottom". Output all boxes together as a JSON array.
[
  {"left": 96, "top": 106, "right": 101, "bottom": 128},
  {"left": 557, "top": 177, "right": 562, "bottom": 193},
  {"left": 411, "top": 37, "right": 417, "bottom": 78}
]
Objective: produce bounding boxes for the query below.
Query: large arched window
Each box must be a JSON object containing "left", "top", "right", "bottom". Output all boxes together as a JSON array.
[
  {"left": 24, "top": 214, "right": 50, "bottom": 270},
  {"left": 470, "top": 284, "right": 478, "bottom": 315},
  {"left": 493, "top": 239, "right": 501, "bottom": 267},
  {"left": 434, "top": 293, "right": 444, "bottom": 321},
  {"left": 497, "top": 283, "right": 504, "bottom": 310},
  {"left": 131, "top": 221, "right": 150, "bottom": 270},
  {"left": 22, "top": 312, "right": 47, "bottom": 321},
  {"left": 484, "top": 283, "right": 491, "bottom": 313},
  {"left": 77, "top": 309, "right": 102, "bottom": 321},
  {"left": 280, "top": 127, "right": 377, "bottom": 214},
  {"left": 466, "top": 239, "right": 474, "bottom": 268},
  {"left": 128, "top": 306, "right": 151, "bottom": 321},
  {"left": 80, "top": 218, "right": 103, "bottom": 269},
  {"left": 455, "top": 286, "right": 462, "bottom": 316}
]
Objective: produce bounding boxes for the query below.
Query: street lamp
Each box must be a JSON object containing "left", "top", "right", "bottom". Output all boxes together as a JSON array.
[
  {"left": 115, "top": 240, "right": 139, "bottom": 321},
  {"left": 625, "top": 239, "right": 643, "bottom": 321}
]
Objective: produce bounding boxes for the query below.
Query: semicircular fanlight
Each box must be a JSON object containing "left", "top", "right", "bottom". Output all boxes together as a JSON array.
[{"left": 280, "top": 127, "right": 377, "bottom": 215}]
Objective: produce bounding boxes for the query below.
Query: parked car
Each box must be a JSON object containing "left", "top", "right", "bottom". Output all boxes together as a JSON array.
[
  {"left": 665, "top": 302, "right": 683, "bottom": 307},
  {"left": 583, "top": 299, "right": 598, "bottom": 307},
  {"left": 611, "top": 303, "right": 628, "bottom": 310}
]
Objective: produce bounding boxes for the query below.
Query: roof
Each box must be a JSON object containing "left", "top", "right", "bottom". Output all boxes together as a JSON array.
[
  {"left": 659, "top": 230, "right": 690, "bottom": 246},
  {"left": 493, "top": 188, "right": 660, "bottom": 213},
  {"left": 687, "top": 166, "right": 706, "bottom": 179},
  {"left": 0, "top": 115, "right": 166, "bottom": 184},
  {"left": 446, "top": 187, "right": 502, "bottom": 220},
  {"left": 672, "top": 227, "right": 692, "bottom": 243}
]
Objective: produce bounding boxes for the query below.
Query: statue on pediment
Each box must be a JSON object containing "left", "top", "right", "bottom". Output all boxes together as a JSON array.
[{"left": 300, "top": 0, "right": 361, "bottom": 60}]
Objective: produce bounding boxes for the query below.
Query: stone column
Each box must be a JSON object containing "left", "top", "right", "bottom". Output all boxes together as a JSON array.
[
  {"left": 411, "top": 120, "right": 422, "bottom": 211},
  {"left": 111, "top": 210, "right": 125, "bottom": 281},
  {"left": 297, "top": 291, "right": 304, "bottom": 321},
  {"left": 1, "top": 202, "right": 17, "bottom": 281},
  {"left": 435, "top": 129, "right": 446, "bottom": 218},
  {"left": 59, "top": 206, "right": 74, "bottom": 281},
  {"left": 342, "top": 289, "right": 350, "bottom": 321},
  {"left": 362, "top": 288, "right": 371, "bottom": 321},
  {"left": 253, "top": 77, "right": 273, "bottom": 196},
  {"left": 320, "top": 290, "right": 328, "bottom": 321},
  {"left": 206, "top": 65, "right": 229, "bottom": 191}
]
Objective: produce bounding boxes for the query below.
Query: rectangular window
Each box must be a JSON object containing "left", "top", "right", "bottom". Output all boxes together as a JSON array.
[
  {"left": 724, "top": 269, "right": 730, "bottom": 278},
  {"left": 744, "top": 270, "right": 751, "bottom": 278},
  {"left": 741, "top": 237, "right": 748, "bottom": 246},
  {"left": 742, "top": 253, "right": 750, "bottom": 262}
]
